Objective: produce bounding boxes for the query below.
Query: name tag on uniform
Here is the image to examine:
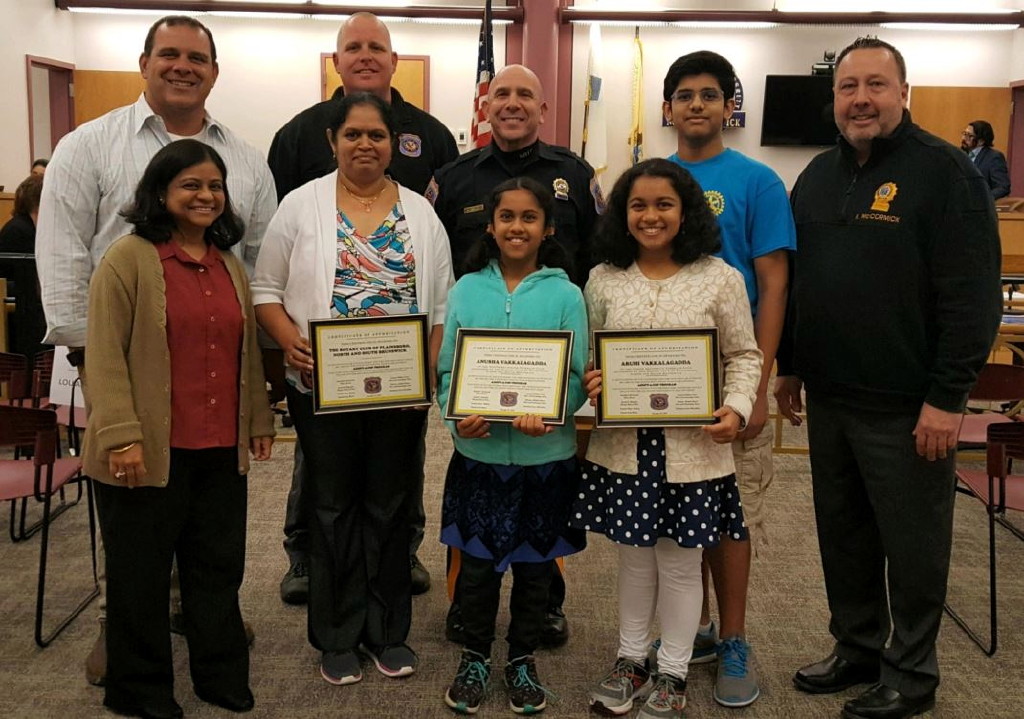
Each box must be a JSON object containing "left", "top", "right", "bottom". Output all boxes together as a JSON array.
[{"left": 463, "top": 204, "right": 485, "bottom": 214}]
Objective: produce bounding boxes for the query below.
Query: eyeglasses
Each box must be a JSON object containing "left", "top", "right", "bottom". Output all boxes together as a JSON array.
[
  {"left": 961, "top": 131, "right": 976, "bottom": 139},
  {"left": 670, "top": 89, "right": 724, "bottom": 104}
]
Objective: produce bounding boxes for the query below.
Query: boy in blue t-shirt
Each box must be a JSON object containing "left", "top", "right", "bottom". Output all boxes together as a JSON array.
[{"left": 661, "top": 50, "right": 797, "bottom": 709}]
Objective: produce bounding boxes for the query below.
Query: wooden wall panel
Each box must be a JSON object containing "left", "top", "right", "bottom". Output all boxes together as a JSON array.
[
  {"left": 0, "top": 193, "right": 14, "bottom": 220},
  {"left": 73, "top": 70, "right": 144, "bottom": 127},
  {"left": 321, "top": 54, "right": 429, "bottom": 110},
  {"left": 910, "top": 86, "right": 1011, "bottom": 153}
]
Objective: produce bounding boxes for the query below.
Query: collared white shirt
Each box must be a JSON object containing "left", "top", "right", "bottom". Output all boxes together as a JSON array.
[{"left": 36, "top": 94, "right": 277, "bottom": 347}]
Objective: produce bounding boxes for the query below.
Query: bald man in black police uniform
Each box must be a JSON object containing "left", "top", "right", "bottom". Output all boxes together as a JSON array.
[
  {"left": 428, "top": 64, "right": 602, "bottom": 286},
  {"left": 428, "top": 64, "right": 604, "bottom": 648},
  {"left": 268, "top": 12, "right": 458, "bottom": 607}
]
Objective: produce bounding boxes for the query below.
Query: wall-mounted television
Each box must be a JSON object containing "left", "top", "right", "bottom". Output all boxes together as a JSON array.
[{"left": 760, "top": 75, "right": 838, "bottom": 147}]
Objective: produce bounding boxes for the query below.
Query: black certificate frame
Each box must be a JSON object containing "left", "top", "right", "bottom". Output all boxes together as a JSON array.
[
  {"left": 309, "top": 313, "right": 430, "bottom": 414},
  {"left": 594, "top": 327, "right": 721, "bottom": 428},
  {"left": 444, "top": 328, "right": 574, "bottom": 425}
]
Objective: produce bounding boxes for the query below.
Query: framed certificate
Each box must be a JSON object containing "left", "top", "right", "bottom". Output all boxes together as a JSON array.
[
  {"left": 444, "top": 328, "right": 574, "bottom": 425},
  {"left": 309, "top": 314, "right": 430, "bottom": 414},
  {"left": 594, "top": 327, "right": 721, "bottom": 428}
]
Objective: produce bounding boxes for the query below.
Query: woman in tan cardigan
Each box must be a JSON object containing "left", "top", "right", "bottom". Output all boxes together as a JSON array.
[{"left": 83, "top": 139, "right": 274, "bottom": 719}]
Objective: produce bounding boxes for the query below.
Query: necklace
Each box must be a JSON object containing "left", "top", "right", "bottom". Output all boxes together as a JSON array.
[{"left": 341, "top": 181, "right": 387, "bottom": 213}]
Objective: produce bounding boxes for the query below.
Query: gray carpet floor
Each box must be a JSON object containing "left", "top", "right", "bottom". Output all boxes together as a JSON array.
[{"left": 1, "top": 408, "right": 1022, "bottom": 718}]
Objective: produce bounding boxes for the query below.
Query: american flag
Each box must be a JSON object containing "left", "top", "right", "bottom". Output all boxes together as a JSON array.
[{"left": 471, "top": 0, "right": 494, "bottom": 148}]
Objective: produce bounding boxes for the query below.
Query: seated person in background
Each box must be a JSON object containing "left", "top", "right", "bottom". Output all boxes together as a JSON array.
[
  {"left": 0, "top": 174, "right": 48, "bottom": 358},
  {"left": 961, "top": 120, "right": 1010, "bottom": 199},
  {"left": 31, "top": 159, "right": 48, "bottom": 176}
]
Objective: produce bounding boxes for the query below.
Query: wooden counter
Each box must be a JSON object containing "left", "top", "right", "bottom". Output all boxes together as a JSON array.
[{"left": 999, "top": 211, "right": 1024, "bottom": 273}]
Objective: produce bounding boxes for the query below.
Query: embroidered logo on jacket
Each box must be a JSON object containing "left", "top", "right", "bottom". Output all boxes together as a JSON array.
[
  {"left": 399, "top": 133, "right": 422, "bottom": 158},
  {"left": 870, "top": 182, "right": 898, "bottom": 212}
]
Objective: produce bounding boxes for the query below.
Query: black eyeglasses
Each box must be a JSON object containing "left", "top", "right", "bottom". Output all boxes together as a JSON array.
[
  {"left": 671, "top": 89, "right": 724, "bottom": 104},
  {"left": 961, "top": 131, "right": 976, "bottom": 139}
]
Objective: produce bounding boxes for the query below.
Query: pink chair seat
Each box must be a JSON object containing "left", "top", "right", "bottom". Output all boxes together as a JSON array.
[
  {"left": 956, "top": 467, "right": 1024, "bottom": 511},
  {"left": 0, "top": 457, "right": 82, "bottom": 502},
  {"left": 959, "top": 413, "right": 1014, "bottom": 445}
]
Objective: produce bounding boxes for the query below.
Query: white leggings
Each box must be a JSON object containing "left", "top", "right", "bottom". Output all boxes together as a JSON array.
[{"left": 617, "top": 538, "right": 704, "bottom": 680}]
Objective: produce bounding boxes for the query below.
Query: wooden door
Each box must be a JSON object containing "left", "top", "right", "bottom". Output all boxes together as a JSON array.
[
  {"left": 909, "top": 86, "right": 1011, "bottom": 153},
  {"left": 72, "top": 70, "right": 145, "bottom": 127}
]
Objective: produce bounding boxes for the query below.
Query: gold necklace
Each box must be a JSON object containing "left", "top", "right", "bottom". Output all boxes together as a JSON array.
[{"left": 341, "top": 181, "right": 387, "bottom": 213}]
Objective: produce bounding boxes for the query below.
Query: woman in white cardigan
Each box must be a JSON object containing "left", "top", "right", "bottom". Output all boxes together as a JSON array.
[{"left": 252, "top": 92, "right": 453, "bottom": 687}]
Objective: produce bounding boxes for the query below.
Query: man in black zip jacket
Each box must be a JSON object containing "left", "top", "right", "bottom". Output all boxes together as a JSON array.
[{"left": 775, "top": 38, "right": 1001, "bottom": 719}]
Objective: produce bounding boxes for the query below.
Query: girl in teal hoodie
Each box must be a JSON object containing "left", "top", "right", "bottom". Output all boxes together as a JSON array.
[{"left": 436, "top": 177, "right": 588, "bottom": 716}]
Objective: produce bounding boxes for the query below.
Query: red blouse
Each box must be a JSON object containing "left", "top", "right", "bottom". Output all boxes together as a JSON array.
[{"left": 159, "top": 241, "right": 243, "bottom": 449}]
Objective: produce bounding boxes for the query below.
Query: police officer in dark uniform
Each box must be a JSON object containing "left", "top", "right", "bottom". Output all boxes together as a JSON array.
[
  {"left": 429, "top": 64, "right": 604, "bottom": 648},
  {"left": 428, "top": 64, "right": 603, "bottom": 286},
  {"left": 269, "top": 14, "right": 457, "bottom": 200},
  {"left": 267, "top": 12, "right": 458, "bottom": 607}
]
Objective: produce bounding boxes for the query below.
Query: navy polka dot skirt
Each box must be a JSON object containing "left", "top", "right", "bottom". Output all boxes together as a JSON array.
[{"left": 571, "top": 428, "right": 748, "bottom": 548}]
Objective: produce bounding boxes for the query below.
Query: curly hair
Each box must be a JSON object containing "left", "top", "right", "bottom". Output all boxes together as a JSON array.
[
  {"left": 462, "top": 176, "right": 572, "bottom": 277},
  {"left": 594, "top": 158, "right": 720, "bottom": 269},
  {"left": 121, "top": 139, "right": 244, "bottom": 250}
]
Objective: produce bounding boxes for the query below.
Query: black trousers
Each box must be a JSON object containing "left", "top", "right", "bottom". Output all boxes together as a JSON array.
[
  {"left": 449, "top": 551, "right": 566, "bottom": 609},
  {"left": 94, "top": 448, "right": 248, "bottom": 709},
  {"left": 806, "top": 393, "right": 956, "bottom": 699},
  {"left": 282, "top": 423, "right": 428, "bottom": 564},
  {"left": 287, "top": 386, "right": 422, "bottom": 652},
  {"left": 459, "top": 553, "right": 554, "bottom": 661}
]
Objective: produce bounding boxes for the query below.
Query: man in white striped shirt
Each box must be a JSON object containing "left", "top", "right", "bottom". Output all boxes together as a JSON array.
[
  {"left": 37, "top": 15, "right": 276, "bottom": 351},
  {"left": 34, "top": 15, "right": 276, "bottom": 695}
]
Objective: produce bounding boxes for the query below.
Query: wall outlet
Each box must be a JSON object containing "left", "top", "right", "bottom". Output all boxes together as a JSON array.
[{"left": 457, "top": 128, "right": 468, "bottom": 145}]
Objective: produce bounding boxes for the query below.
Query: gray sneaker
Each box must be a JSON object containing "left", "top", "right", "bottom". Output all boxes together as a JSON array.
[
  {"left": 714, "top": 637, "right": 760, "bottom": 707},
  {"left": 636, "top": 673, "right": 687, "bottom": 719},
  {"left": 588, "top": 657, "right": 652, "bottom": 716},
  {"left": 647, "top": 620, "right": 719, "bottom": 672}
]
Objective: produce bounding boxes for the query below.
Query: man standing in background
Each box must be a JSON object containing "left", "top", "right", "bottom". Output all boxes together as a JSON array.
[
  {"left": 268, "top": 11, "right": 459, "bottom": 605},
  {"left": 36, "top": 14, "right": 277, "bottom": 695},
  {"left": 960, "top": 119, "right": 1010, "bottom": 199}
]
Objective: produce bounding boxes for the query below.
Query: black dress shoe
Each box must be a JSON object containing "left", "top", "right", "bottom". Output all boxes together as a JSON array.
[
  {"left": 843, "top": 684, "right": 935, "bottom": 719},
  {"left": 539, "top": 606, "right": 569, "bottom": 649},
  {"left": 793, "top": 653, "right": 879, "bottom": 694},
  {"left": 280, "top": 560, "right": 309, "bottom": 605},
  {"left": 195, "top": 686, "right": 255, "bottom": 713},
  {"left": 410, "top": 554, "right": 431, "bottom": 595},
  {"left": 445, "top": 602, "right": 466, "bottom": 644},
  {"left": 105, "top": 697, "right": 184, "bottom": 719}
]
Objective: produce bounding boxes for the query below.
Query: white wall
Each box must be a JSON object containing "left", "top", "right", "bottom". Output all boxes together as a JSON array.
[
  {"left": 69, "top": 12, "right": 503, "bottom": 162},
  {"left": 3, "top": 4, "right": 1023, "bottom": 192},
  {"left": 571, "top": 24, "right": 1020, "bottom": 189},
  {"left": 0, "top": 0, "right": 75, "bottom": 191},
  {"left": 30, "top": 64, "right": 52, "bottom": 161}
]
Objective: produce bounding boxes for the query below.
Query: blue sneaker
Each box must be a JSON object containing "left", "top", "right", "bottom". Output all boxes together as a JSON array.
[
  {"left": 647, "top": 620, "right": 719, "bottom": 672},
  {"left": 714, "top": 636, "right": 760, "bottom": 707}
]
